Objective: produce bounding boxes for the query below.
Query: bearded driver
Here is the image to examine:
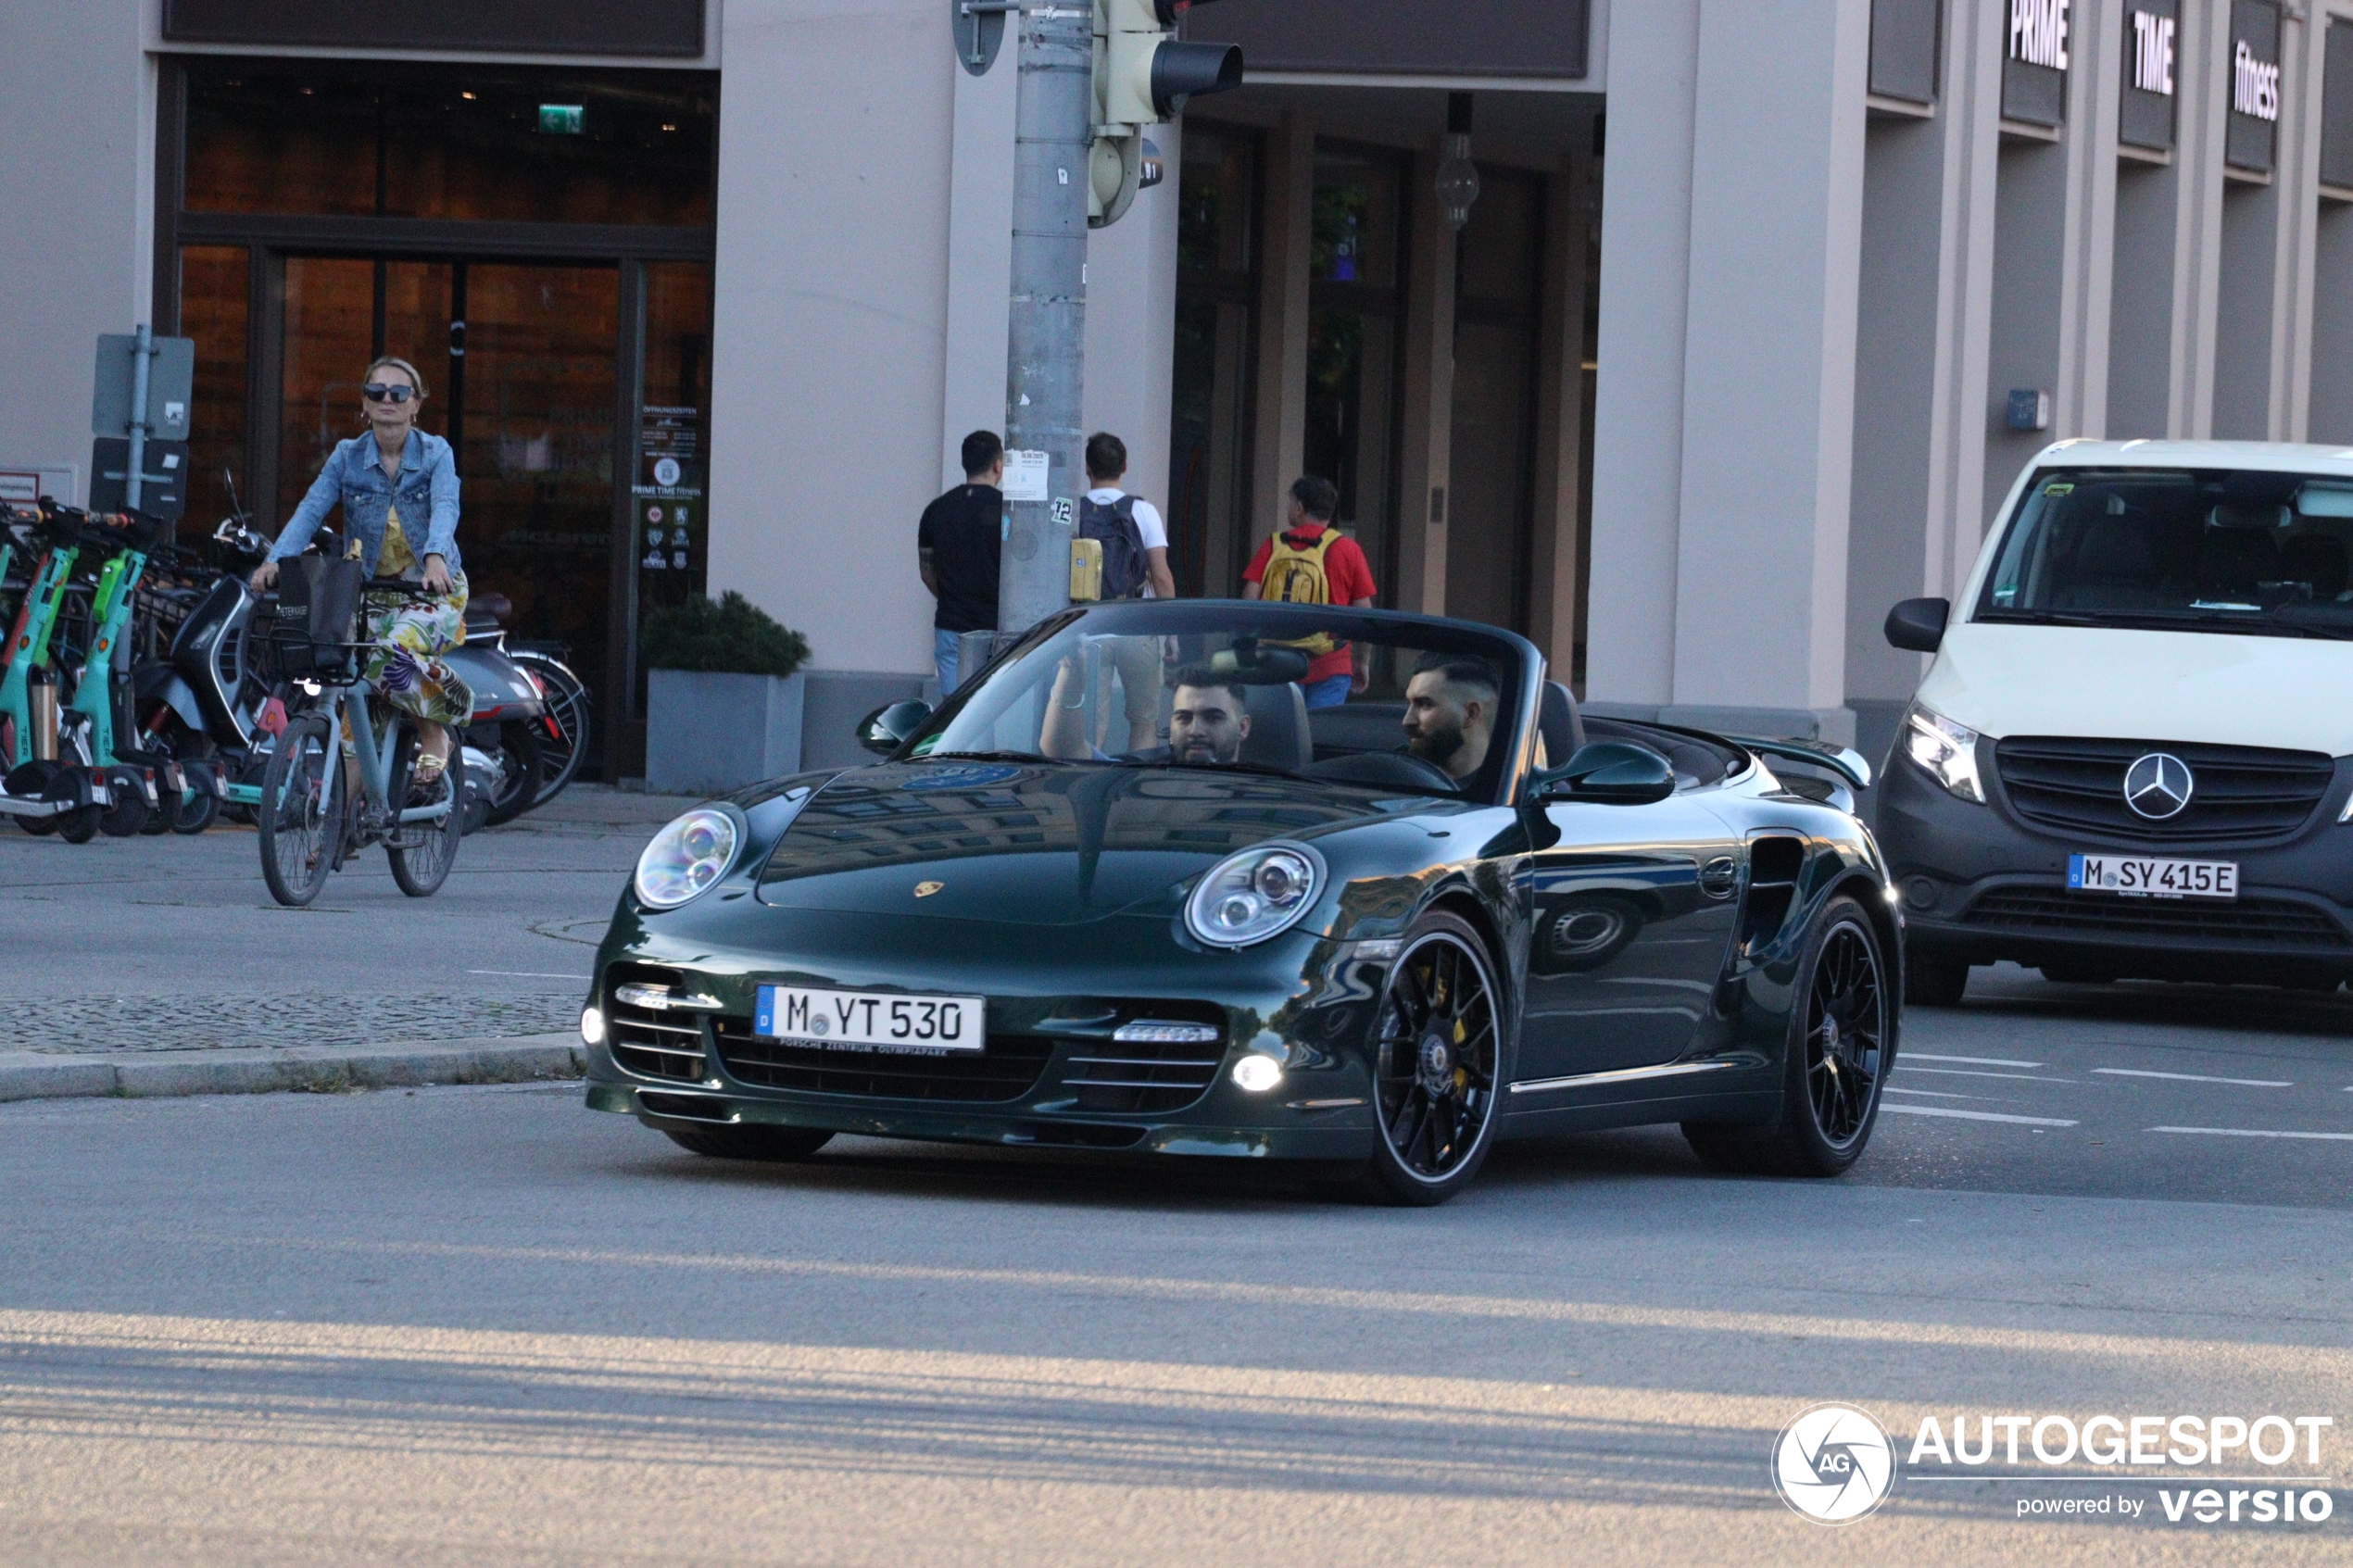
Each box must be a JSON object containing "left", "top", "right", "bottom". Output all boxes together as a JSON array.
[
  {"left": 1042, "top": 662, "right": 1253, "bottom": 766},
  {"left": 1402, "top": 654, "right": 1503, "bottom": 783}
]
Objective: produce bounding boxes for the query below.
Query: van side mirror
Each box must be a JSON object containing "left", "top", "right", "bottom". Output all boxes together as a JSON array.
[
  {"left": 1529, "top": 742, "right": 1677, "bottom": 807},
  {"left": 858, "top": 699, "right": 934, "bottom": 756},
  {"left": 1886, "top": 597, "right": 1950, "bottom": 653}
]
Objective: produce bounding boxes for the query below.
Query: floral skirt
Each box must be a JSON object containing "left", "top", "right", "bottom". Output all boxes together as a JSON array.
[{"left": 350, "top": 574, "right": 474, "bottom": 747}]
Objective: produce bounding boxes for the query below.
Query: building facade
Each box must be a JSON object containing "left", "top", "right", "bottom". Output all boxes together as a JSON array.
[{"left": 4, "top": 1, "right": 2351, "bottom": 776}]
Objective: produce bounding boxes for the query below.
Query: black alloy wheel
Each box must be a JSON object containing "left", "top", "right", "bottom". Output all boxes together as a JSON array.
[
  {"left": 1336, "top": 911, "right": 1505, "bottom": 1206},
  {"left": 1685, "top": 894, "right": 1894, "bottom": 1177},
  {"left": 1804, "top": 918, "right": 1886, "bottom": 1148},
  {"left": 663, "top": 1124, "right": 836, "bottom": 1162}
]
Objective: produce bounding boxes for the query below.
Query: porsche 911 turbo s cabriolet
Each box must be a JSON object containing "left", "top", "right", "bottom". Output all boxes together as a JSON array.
[{"left": 583, "top": 601, "right": 1903, "bottom": 1204}]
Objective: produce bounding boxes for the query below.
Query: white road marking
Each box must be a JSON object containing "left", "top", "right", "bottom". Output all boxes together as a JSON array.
[
  {"left": 1881, "top": 1104, "right": 2078, "bottom": 1127},
  {"left": 1882, "top": 1087, "right": 1982, "bottom": 1100},
  {"left": 2093, "top": 1068, "right": 2292, "bottom": 1088},
  {"left": 1896, "top": 1066, "right": 2077, "bottom": 1084},
  {"left": 2148, "top": 1126, "right": 2353, "bottom": 1143},
  {"left": 467, "top": 970, "right": 594, "bottom": 980},
  {"left": 1906, "top": 1052, "right": 2043, "bottom": 1068}
]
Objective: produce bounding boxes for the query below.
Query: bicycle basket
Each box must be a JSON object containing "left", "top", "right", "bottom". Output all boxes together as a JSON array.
[{"left": 270, "top": 556, "right": 363, "bottom": 677}]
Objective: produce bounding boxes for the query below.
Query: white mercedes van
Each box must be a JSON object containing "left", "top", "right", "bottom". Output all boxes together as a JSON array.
[{"left": 1877, "top": 440, "right": 2353, "bottom": 1004}]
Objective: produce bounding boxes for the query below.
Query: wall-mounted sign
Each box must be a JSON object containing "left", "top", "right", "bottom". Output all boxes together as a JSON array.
[
  {"left": 2227, "top": 0, "right": 2283, "bottom": 173},
  {"left": 2322, "top": 18, "right": 2353, "bottom": 190},
  {"left": 1182, "top": 0, "right": 1589, "bottom": 82},
  {"left": 160, "top": 0, "right": 704, "bottom": 57},
  {"left": 633, "top": 406, "right": 704, "bottom": 581},
  {"left": 2009, "top": 0, "right": 2070, "bottom": 70},
  {"left": 2121, "top": 1, "right": 2179, "bottom": 153},
  {"left": 2003, "top": 0, "right": 2070, "bottom": 127},
  {"left": 538, "top": 105, "right": 585, "bottom": 136}
]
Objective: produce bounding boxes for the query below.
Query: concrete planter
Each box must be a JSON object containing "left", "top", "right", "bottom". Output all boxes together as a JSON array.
[{"left": 645, "top": 669, "right": 806, "bottom": 795}]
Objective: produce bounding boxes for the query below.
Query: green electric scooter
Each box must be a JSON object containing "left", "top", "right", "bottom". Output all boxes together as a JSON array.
[{"left": 0, "top": 503, "right": 143, "bottom": 841}]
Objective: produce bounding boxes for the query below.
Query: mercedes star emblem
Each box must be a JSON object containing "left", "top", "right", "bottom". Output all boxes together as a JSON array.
[{"left": 2123, "top": 752, "right": 2194, "bottom": 821}]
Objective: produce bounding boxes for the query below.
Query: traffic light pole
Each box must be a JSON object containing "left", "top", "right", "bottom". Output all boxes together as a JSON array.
[{"left": 997, "top": 2, "right": 1095, "bottom": 638}]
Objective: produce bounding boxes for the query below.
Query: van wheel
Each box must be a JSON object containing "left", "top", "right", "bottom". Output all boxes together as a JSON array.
[{"left": 1906, "top": 952, "right": 1969, "bottom": 1007}]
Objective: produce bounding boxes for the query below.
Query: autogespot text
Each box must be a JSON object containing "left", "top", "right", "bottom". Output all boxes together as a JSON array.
[{"left": 1908, "top": 1413, "right": 2336, "bottom": 1526}]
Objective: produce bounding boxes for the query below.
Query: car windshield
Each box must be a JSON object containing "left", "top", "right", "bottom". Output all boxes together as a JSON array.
[
  {"left": 1975, "top": 467, "right": 2353, "bottom": 638},
  {"left": 904, "top": 601, "right": 1532, "bottom": 803}
]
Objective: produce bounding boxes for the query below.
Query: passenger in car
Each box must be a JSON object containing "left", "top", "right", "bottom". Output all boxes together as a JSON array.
[{"left": 1402, "top": 654, "right": 1503, "bottom": 782}]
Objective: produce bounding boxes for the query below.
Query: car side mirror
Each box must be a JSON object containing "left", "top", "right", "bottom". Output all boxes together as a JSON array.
[
  {"left": 858, "top": 699, "right": 934, "bottom": 756},
  {"left": 1885, "top": 596, "right": 1950, "bottom": 653},
  {"left": 1530, "top": 741, "right": 1677, "bottom": 807}
]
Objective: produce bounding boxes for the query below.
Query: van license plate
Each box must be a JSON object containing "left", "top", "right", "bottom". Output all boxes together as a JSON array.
[
  {"left": 754, "top": 985, "right": 985, "bottom": 1054},
  {"left": 2068, "top": 854, "right": 2238, "bottom": 900}
]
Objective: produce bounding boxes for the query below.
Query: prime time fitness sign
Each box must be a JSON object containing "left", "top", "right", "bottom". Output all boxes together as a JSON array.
[
  {"left": 2005, "top": 0, "right": 2070, "bottom": 126},
  {"left": 2229, "top": 0, "right": 2284, "bottom": 173}
]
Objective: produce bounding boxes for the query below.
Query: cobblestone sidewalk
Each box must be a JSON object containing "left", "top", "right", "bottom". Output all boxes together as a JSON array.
[{"left": 11, "top": 994, "right": 582, "bottom": 1055}]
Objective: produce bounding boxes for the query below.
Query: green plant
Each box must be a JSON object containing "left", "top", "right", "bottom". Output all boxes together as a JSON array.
[{"left": 639, "top": 592, "right": 811, "bottom": 678}]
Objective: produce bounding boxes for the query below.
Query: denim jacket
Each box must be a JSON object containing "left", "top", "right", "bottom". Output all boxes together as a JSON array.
[{"left": 269, "top": 429, "right": 462, "bottom": 577}]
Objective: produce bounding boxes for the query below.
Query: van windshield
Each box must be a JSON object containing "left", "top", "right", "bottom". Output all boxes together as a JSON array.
[{"left": 1975, "top": 468, "right": 2353, "bottom": 639}]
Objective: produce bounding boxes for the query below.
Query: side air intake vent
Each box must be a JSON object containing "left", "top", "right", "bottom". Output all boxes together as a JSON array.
[{"left": 1739, "top": 836, "right": 1806, "bottom": 952}]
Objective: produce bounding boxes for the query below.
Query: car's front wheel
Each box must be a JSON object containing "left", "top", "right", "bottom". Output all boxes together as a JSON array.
[
  {"left": 1684, "top": 895, "right": 1893, "bottom": 1177},
  {"left": 1324, "top": 911, "right": 1507, "bottom": 1207},
  {"left": 662, "top": 1123, "right": 836, "bottom": 1162}
]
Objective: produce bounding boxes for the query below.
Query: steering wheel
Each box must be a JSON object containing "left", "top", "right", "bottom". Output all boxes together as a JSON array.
[{"left": 1302, "top": 750, "right": 1461, "bottom": 792}]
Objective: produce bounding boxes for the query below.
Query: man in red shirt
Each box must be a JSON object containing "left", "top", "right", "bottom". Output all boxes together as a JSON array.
[{"left": 1240, "top": 476, "right": 1378, "bottom": 708}]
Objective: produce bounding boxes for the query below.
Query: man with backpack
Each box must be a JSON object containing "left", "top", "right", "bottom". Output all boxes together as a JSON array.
[
  {"left": 1241, "top": 475, "right": 1378, "bottom": 708},
  {"left": 1078, "top": 432, "right": 1175, "bottom": 752}
]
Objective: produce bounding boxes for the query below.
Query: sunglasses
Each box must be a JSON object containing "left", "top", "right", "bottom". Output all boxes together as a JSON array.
[{"left": 362, "top": 383, "right": 417, "bottom": 404}]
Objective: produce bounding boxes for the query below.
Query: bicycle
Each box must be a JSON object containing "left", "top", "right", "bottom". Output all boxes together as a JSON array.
[{"left": 256, "top": 575, "right": 465, "bottom": 907}]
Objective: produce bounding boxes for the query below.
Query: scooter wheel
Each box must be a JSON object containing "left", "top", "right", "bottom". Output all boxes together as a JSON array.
[
  {"left": 172, "top": 790, "right": 219, "bottom": 835},
  {"left": 99, "top": 767, "right": 150, "bottom": 837},
  {"left": 56, "top": 806, "right": 102, "bottom": 844}
]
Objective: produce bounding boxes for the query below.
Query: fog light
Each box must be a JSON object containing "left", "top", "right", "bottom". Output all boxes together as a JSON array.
[
  {"left": 1904, "top": 877, "right": 1940, "bottom": 911},
  {"left": 1231, "top": 1054, "right": 1282, "bottom": 1093},
  {"left": 581, "top": 1006, "right": 606, "bottom": 1046}
]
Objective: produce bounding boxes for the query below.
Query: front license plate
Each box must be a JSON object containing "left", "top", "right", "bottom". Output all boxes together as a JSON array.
[
  {"left": 2068, "top": 853, "right": 2238, "bottom": 900},
  {"left": 754, "top": 985, "right": 985, "bottom": 1054}
]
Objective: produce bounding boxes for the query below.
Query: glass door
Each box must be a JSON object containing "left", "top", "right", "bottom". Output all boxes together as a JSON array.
[{"left": 275, "top": 256, "right": 621, "bottom": 772}]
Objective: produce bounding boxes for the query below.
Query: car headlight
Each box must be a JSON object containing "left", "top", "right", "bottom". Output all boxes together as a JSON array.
[
  {"left": 1903, "top": 704, "right": 1984, "bottom": 804},
  {"left": 1186, "top": 842, "right": 1326, "bottom": 948},
  {"left": 634, "top": 807, "right": 741, "bottom": 909}
]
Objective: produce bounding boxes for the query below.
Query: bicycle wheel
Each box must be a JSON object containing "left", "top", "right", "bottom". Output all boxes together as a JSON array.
[
  {"left": 258, "top": 710, "right": 342, "bottom": 907},
  {"left": 509, "top": 650, "right": 589, "bottom": 804},
  {"left": 386, "top": 728, "right": 462, "bottom": 897}
]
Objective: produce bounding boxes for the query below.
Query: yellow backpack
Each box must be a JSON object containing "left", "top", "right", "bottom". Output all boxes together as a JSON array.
[{"left": 1261, "top": 528, "right": 1340, "bottom": 658}]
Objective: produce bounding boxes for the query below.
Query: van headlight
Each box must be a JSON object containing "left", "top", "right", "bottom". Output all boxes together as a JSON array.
[
  {"left": 1187, "top": 842, "right": 1326, "bottom": 948},
  {"left": 1903, "top": 704, "right": 1984, "bottom": 804},
  {"left": 635, "top": 807, "right": 742, "bottom": 909}
]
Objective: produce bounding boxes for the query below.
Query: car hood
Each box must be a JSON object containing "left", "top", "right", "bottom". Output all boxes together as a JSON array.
[
  {"left": 755, "top": 759, "right": 1438, "bottom": 924},
  {"left": 1920, "top": 621, "right": 2353, "bottom": 754}
]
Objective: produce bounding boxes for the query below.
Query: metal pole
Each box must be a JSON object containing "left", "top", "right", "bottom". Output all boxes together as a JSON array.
[
  {"left": 998, "top": 2, "right": 1092, "bottom": 636},
  {"left": 125, "top": 322, "right": 154, "bottom": 511}
]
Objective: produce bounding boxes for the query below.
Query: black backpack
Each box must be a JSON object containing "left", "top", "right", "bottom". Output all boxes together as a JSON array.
[{"left": 1079, "top": 494, "right": 1150, "bottom": 600}]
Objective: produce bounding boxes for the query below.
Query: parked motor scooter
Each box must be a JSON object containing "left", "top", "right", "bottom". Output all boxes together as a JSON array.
[
  {"left": 132, "top": 511, "right": 281, "bottom": 829},
  {"left": 447, "top": 590, "right": 550, "bottom": 831}
]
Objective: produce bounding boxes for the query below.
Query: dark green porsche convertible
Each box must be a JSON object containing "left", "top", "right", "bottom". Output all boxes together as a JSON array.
[{"left": 583, "top": 600, "right": 1902, "bottom": 1204}]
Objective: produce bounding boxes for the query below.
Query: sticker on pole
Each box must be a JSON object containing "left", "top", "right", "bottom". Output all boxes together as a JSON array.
[{"left": 1001, "top": 450, "right": 1051, "bottom": 502}]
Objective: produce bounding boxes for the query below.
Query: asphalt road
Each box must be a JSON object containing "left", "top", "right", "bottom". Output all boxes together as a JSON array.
[{"left": 1, "top": 968, "right": 2348, "bottom": 1565}]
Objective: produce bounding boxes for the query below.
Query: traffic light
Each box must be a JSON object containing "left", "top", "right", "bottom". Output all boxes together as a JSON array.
[{"left": 1089, "top": 0, "right": 1243, "bottom": 228}]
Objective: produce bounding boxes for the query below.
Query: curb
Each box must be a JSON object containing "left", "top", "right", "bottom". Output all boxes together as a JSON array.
[{"left": 0, "top": 1034, "right": 586, "bottom": 1104}]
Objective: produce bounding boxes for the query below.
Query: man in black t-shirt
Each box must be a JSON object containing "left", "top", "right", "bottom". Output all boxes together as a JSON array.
[{"left": 919, "top": 431, "right": 1006, "bottom": 694}]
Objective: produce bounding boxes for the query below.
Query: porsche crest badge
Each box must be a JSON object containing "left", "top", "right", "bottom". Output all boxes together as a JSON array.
[{"left": 914, "top": 882, "right": 946, "bottom": 898}]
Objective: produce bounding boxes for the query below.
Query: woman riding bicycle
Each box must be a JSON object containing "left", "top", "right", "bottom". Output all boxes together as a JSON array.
[{"left": 248, "top": 356, "right": 472, "bottom": 802}]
